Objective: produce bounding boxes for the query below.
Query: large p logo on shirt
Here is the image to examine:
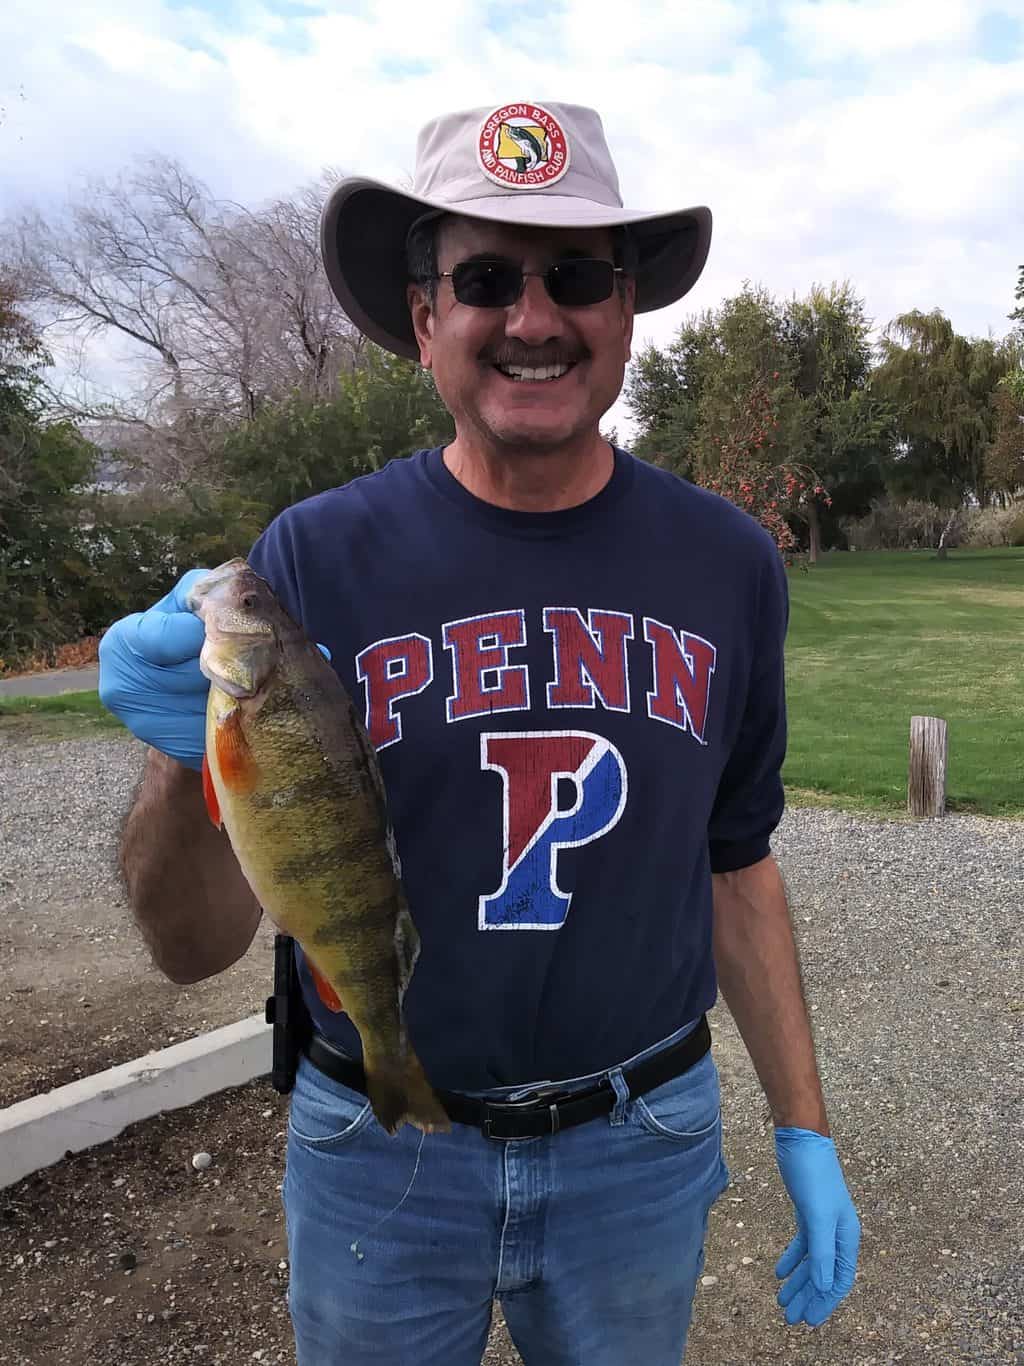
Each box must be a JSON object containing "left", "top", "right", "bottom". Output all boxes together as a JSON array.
[{"left": 479, "top": 730, "right": 627, "bottom": 930}]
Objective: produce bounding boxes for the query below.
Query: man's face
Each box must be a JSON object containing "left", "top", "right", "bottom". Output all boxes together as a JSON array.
[{"left": 408, "top": 216, "right": 635, "bottom": 455}]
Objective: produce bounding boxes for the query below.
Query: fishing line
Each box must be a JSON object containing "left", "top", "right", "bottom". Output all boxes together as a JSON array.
[{"left": 350, "top": 1130, "right": 428, "bottom": 1261}]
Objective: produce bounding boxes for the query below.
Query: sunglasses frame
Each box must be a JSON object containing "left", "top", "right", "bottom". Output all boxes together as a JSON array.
[{"left": 426, "top": 257, "right": 625, "bottom": 309}]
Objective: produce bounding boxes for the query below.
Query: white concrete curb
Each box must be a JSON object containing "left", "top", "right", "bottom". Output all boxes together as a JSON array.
[{"left": 0, "top": 1014, "right": 272, "bottom": 1190}]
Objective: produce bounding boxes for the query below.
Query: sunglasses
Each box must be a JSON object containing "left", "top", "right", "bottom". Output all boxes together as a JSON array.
[{"left": 426, "top": 257, "right": 624, "bottom": 309}]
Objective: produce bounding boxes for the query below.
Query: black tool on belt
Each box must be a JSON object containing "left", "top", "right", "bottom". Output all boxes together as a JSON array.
[
  {"left": 305, "top": 1013, "right": 712, "bottom": 1139},
  {"left": 265, "top": 934, "right": 312, "bottom": 1094}
]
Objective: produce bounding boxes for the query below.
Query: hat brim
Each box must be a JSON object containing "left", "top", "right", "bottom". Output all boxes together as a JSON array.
[{"left": 320, "top": 177, "right": 712, "bottom": 361}]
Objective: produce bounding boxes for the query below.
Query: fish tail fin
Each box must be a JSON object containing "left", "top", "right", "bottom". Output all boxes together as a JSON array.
[{"left": 364, "top": 1046, "right": 450, "bottom": 1137}]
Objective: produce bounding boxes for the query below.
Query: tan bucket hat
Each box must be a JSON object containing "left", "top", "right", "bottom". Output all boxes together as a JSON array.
[{"left": 320, "top": 101, "right": 712, "bottom": 361}]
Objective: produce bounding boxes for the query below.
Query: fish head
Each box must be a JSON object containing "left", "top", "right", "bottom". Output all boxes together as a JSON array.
[{"left": 188, "top": 559, "right": 288, "bottom": 699}]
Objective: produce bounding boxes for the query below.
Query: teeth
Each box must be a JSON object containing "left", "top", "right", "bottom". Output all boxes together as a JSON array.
[{"left": 497, "top": 363, "right": 571, "bottom": 381}]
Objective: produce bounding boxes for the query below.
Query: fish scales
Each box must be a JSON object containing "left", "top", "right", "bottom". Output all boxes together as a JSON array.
[
  {"left": 188, "top": 558, "right": 449, "bottom": 1137},
  {"left": 212, "top": 675, "right": 407, "bottom": 995}
]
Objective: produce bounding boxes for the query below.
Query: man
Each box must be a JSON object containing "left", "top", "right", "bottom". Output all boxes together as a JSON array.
[{"left": 100, "top": 101, "right": 860, "bottom": 1364}]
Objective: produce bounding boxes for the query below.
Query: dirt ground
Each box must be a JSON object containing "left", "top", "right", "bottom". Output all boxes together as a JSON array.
[
  {"left": 0, "top": 1026, "right": 848, "bottom": 1366},
  {"left": 2, "top": 725, "right": 1022, "bottom": 1365}
]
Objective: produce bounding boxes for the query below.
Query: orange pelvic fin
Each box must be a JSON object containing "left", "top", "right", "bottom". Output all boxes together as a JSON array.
[
  {"left": 201, "top": 753, "right": 221, "bottom": 829},
  {"left": 309, "top": 960, "right": 344, "bottom": 1013},
  {"left": 214, "top": 708, "right": 259, "bottom": 794}
]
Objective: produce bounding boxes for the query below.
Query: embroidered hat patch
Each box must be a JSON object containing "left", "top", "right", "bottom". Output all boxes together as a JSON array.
[{"left": 476, "top": 103, "right": 571, "bottom": 190}]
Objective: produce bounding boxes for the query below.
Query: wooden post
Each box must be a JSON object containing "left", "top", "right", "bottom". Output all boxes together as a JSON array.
[{"left": 908, "top": 716, "right": 948, "bottom": 818}]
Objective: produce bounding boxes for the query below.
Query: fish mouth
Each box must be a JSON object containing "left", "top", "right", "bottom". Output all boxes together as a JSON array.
[
  {"left": 205, "top": 622, "right": 275, "bottom": 641},
  {"left": 186, "top": 559, "right": 249, "bottom": 613}
]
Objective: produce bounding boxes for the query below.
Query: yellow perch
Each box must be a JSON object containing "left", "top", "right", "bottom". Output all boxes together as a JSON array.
[{"left": 188, "top": 558, "right": 449, "bottom": 1136}]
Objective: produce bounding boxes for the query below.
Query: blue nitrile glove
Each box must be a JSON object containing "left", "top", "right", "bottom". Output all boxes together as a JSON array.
[
  {"left": 98, "top": 569, "right": 213, "bottom": 770},
  {"left": 774, "top": 1128, "right": 861, "bottom": 1327},
  {"left": 98, "top": 568, "right": 333, "bottom": 770}
]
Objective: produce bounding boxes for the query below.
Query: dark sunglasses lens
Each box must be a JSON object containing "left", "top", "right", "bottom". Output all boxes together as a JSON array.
[
  {"left": 451, "top": 261, "right": 522, "bottom": 308},
  {"left": 548, "top": 259, "right": 616, "bottom": 306}
]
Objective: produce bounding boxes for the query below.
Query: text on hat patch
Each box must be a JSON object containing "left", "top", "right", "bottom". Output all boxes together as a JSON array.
[{"left": 477, "top": 103, "right": 571, "bottom": 190}]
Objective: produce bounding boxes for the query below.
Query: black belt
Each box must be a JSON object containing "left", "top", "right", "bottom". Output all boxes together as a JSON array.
[{"left": 304, "top": 1014, "right": 711, "bottom": 1140}]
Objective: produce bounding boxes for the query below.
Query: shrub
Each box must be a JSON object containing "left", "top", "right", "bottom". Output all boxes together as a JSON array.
[
  {"left": 961, "top": 504, "right": 1023, "bottom": 548},
  {"left": 841, "top": 498, "right": 950, "bottom": 550}
]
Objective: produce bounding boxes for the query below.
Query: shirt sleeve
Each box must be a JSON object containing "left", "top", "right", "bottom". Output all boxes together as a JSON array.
[
  {"left": 246, "top": 510, "right": 304, "bottom": 629},
  {"left": 707, "top": 541, "right": 789, "bottom": 874}
]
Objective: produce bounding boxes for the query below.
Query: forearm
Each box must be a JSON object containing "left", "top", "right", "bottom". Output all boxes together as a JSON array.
[
  {"left": 120, "top": 748, "right": 261, "bottom": 984},
  {"left": 711, "top": 854, "right": 829, "bottom": 1135}
]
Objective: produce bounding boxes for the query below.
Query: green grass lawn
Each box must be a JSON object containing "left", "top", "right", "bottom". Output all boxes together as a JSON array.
[
  {"left": 0, "top": 690, "right": 126, "bottom": 742},
  {"left": 784, "top": 547, "right": 1024, "bottom": 817},
  {"left": 3, "top": 552, "right": 1021, "bottom": 817}
]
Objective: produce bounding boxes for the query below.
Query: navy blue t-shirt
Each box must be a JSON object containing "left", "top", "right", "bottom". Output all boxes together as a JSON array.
[{"left": 247, "top": 445, "right": 789, "bottom": 1090}]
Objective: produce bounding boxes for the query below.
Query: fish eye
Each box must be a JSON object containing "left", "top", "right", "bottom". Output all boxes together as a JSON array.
[{"left": 240, "top": 592, "right": 257, "bottom": 609}]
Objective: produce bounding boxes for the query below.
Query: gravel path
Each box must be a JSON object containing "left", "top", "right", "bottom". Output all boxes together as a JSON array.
[
  {"left": 1, "top": 731, "right": 1022, "bottom": 1364},
  {"left": 0, "top": 731, "right": 278, "bottom": 1108},
  {"left": 699, "top": 806, "right": 1024, "bottom": 1365}
]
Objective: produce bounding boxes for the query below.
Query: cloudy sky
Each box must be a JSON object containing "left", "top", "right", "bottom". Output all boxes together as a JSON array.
[{"left": 2, "top": 0, "right": 1022, "bottom": 434}]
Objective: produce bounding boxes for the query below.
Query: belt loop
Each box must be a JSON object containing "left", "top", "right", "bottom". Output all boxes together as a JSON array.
[{"left": 607, "top": 1067, "right": 629, "bottom": 1126}]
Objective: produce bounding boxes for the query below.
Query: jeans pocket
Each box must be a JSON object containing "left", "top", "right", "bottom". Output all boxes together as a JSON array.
[
  {"left": 632, "top": 1051, "right": 722, "bottom": 1143},
  {"left": 288, "top": 1055, "right": 374, "bottom": 1149}
]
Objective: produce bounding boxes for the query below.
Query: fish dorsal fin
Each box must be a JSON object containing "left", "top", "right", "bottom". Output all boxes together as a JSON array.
[{"left": 394, "top": 907, "right": 421, "bottom": 1005}]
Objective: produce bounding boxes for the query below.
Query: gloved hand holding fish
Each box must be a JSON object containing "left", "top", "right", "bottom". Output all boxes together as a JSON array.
[{"left": 187, "top": 557, "right": 449, "bottom": 1138}]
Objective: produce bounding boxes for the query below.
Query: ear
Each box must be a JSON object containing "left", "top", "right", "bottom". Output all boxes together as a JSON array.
[{"left": 407, "top": 283, "right": 435, "bottom": 369}]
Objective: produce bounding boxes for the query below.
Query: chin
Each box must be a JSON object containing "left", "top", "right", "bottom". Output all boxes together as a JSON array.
[
  {"left": 499, "top": 433, "right": 580, "bottom": 456},
  {"left": 483, "top": 414, "right": 591, "bottom": 454}
]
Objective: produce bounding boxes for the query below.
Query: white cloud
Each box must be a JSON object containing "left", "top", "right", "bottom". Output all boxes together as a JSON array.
[
  {"left": 557, "top": 0, "right": 755, "bottom": 69},
  {"left": 2, "top": 0, "right": 1021, "bottom": 442},
  {"left": 780, "top": 0, "right": 979, "bottom": 60}
]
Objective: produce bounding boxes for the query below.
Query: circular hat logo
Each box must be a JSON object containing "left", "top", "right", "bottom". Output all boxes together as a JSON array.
[{"left": 477, "top": 103, "right": 571, "bottom": 190}]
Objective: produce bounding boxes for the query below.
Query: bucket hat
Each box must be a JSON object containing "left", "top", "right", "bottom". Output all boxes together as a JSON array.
[{"left": 320, "top": 101, "right": 712, "bottom": 360}]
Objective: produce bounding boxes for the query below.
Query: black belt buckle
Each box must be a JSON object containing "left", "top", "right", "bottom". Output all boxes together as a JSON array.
[
  {"left": 480, "top": 1078, "right": 613, "bottom": 1140},
  {"left": 481, "top": 1094, "right": 552, "bottom": 1140}
]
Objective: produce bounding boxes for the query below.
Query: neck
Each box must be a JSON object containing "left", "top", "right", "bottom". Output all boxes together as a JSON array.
[{"left": 442, "top": 431, "right": 615, "bottom": 512}]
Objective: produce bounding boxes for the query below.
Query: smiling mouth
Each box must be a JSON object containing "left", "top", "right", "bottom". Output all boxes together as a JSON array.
[{"left": 492, "top": 361, "right": 576, "bottom": 382}]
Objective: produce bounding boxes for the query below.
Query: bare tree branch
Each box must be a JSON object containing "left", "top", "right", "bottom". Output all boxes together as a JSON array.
[{"left": 2, "top": 156, "right": 362, "bottom": 480}]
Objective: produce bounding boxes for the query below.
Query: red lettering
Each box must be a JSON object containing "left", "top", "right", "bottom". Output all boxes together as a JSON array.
[
  {"left": 355, "top": 634, "right": 433, "bottom": 750},
  {"left": 443, "top": 611, "right": 529, "bottom": 722},
  {"left": 483, "top": 732, "right": 594, "bottom": 865},
  {"left": 544, "top": 608, "right": 633, "bottom": 711},
  {"left": 643, "top": 618, "right": 717, "bottom": 742}
]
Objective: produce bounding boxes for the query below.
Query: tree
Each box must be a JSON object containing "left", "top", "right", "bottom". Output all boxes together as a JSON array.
[
  {"left": 340, "top": 346, "right": 454, "bottom": 471},
  {"left": 985, "top": 371, "right": 1024, "bottom": 499},
  {"left": 214, "top": 345, "right": 453, "bottom": 521},
  {"left": 872, "top": 311, "right": 1013, "bottom": 533},
  {"left": 624, "top": 282, "right": 891, "bottom": 560},
  {"left": 781, "top": 283, "right": 893, "bottom": 560},
  {"left": 701, "top": 379, "right": 827, "bottom": 558},
  {"left": 0, "top": 270, "right": 100, "bottom": 664},
  {"left": 5, "top": 157, "right": 363, "bottom": 483},
  {"left": 0, "top": 268, "right": 46, "bottom": 511},
  {"left": 1010, "top": 263, "right": 1024, "bottom": 332},
  {"left": 624, "top": 309, "right": 722, "bottom": 479},
  {"left": 625, "top": 285, "right": 805, "bottom": 481}
]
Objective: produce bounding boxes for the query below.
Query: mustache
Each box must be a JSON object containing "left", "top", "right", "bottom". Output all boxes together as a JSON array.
[{"left": 483, "top": 346, "right": 587, "bottom": 367}]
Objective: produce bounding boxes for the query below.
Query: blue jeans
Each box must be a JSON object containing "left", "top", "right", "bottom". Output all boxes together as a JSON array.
[{"left": 282, "top": 1028, "right": 730, "bottom": 1365}]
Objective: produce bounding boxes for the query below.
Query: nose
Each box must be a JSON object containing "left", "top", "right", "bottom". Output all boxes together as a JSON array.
[{"left": 503, "top": 273, "right": 566, "bottom": 345}]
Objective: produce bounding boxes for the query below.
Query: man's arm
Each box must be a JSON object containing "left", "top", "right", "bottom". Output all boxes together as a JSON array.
[
  {"left": 120, "top": 749, "right": 262, "bottom": 984},
  {"left": 711, "top": 852, "right": 828, "bottom": 1135}
]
